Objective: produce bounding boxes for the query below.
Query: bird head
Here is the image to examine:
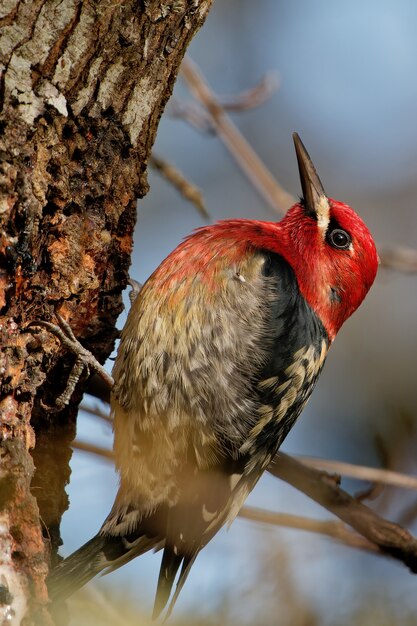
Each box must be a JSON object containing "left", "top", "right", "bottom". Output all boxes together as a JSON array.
[
  {"left": 276, "top": 133, "right": 379, "bottom": 340},
  {"left": 150, "top": 134, "right": 378, "bottom": 344}
]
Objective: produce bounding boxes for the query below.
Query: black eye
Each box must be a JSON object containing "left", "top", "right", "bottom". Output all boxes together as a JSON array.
[{"left": 327, "top": 228, "right": 351, "bottom": 250}]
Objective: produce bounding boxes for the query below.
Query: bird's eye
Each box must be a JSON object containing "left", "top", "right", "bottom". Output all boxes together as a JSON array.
[{"left": 327, "top": 228, "right": 351, "bottom": 250}]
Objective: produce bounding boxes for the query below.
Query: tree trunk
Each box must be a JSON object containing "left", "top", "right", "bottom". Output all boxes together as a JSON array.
[{"left": 0, "top": 1, "right": 212, "bottom": 623}]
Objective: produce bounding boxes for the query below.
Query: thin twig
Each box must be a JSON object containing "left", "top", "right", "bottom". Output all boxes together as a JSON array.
[
  {"left": 180, "top": 57, "right": 295, "bottom": 214},
  {"left": 354, "top": 481, "right": 384, "bottom": 502},
  {"left": 216, "top": 72, "right": 280, "bottom": 112},
  {"left": 80, "top": 403, "right": 112, "bottom": 423},
  {"left": 170, "top": 72, "right": 279, "bottom": 127},
  {"left": 398, "top": 500, "right": 417, "bottom": 528},
  {"left": 85, "top": 373, "right": 111, "bottom": 404},
  {"left": 378, "top": 245, "right": 417, "bottom": 273},
  {"left": 72, "top": 440, "right": 114, "bottom": 460},
  {"left": 168, "top": 99, "right": 214, "bottom": 133},
  {"left": 239, "top": 506, "right": 378, "bottom": 553},
  {"left": 150, "top": 155, "right": 209, "bottom": 219},
  {"left": 297, "top": 456, "right": 417, "bottom": 491}
]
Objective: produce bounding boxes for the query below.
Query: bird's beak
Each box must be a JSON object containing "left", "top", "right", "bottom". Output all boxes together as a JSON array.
[{"left": 293, "top": 132, "right": 330, "bottom": 230}]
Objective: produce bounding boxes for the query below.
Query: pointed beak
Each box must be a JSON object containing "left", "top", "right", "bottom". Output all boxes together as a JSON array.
[{"left": 293, "top": 132, "right": 330, "bottom": 225}]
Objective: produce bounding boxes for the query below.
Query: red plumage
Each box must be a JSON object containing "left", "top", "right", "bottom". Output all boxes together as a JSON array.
[{"left": 158, "top": 197, "right": 378, "bottom": 340}]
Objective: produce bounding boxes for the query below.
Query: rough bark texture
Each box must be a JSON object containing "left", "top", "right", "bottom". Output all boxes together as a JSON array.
[{"left": 0, "top": 1, "right": 212, "bottom": 623}]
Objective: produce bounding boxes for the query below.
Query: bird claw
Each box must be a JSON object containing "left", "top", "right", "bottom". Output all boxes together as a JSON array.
[
  {"left": 29, "top": 314, "right": 80, "bottom": 353},
  {"left": 28, "top": 314, "right": 114, "bottom": 408},
  {"left": 128, "top": 277, "right": 143, "bottom": 305}
]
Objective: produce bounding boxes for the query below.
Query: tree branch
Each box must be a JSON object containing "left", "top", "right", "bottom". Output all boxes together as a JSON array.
[
  {"left": 239, "top": 506, "right": 379, "bottom": 554},
  {"left": 150, "top": 155, "right": 209, "bottom": 219},
  {"left": 180, "top": 57, "right": 295, "bottom": 213},
  {"left": 297, "top": 455, "right": 417, "bottom": 491},
  {"left": 269, "top": 453, "right": 417, "bottom": 573}
]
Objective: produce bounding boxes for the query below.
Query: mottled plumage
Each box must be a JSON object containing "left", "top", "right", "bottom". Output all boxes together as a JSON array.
[{"left": 48, "top": 134, "right": 378, "bottom": 619}]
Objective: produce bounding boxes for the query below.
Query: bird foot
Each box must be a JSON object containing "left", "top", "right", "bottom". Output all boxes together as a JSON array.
[{"left": 29, "top": 313, "right": 114, "bottom": 408}]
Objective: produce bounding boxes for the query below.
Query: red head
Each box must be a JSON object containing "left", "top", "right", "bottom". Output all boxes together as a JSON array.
[
  {"left": 278, "top": 199, "right": 378, "bottom": 340},
  {"left": 227, "top": 134, "right": 378, "bottom": 340},
  {"left": 154, "top": 134, "right": 378, "bottom": 342},
  {"left": 278, "top": 133, "right": 378, "bottom": 339}
]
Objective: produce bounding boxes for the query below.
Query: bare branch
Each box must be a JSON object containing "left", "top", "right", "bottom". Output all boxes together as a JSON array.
[
  {"left": 354, "top": 481, "right": 385, "bottom": 502},
  {"left": 297, "top": 456, "right": 417, "bottom": 491},
  {"left": 215, "top": 72, "right": 280, "bottom": 112},
  {"left": 378, "top": 245, "right": 417, "bottom": 273},
  {"left": 169, "top": 73, "right": 279, "bottom": 132},
  {"left": 269, "top": 453, "right": 417, "bottom": 573},
  {"left": 180, "top": 57, "right": 295, "bottom": 214},
  {"left": 398, "top": 500, "right": 417, "bottom": 528},
  {"left": 150, "top": 155, "right": 209, "bottom": 219},
  {"left": 74, "top": 410, "right": 417, "bottom": 495},
  {"left": 239, "top": 506, "right": 378, "bottom": 553},
  {"left": 168, "top": 99, "right": 215, "bottom": 133},
  {"left": 72, "top": 440, "right": 114, "bottom": 461},
  {"left": 71, "top": 439, "right": 375, "bottom": 552},
  {"left": 79, "top": 403, "right": 112, "bottom": 424}
]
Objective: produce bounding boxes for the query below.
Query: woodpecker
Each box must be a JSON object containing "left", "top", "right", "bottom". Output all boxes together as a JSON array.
[{"left": 48, "top": 134, "right": 378, "bottom": 619}]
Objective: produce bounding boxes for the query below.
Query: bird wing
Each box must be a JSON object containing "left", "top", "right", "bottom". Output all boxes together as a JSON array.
[{"left": 108, "top": 247, "right": 328, "bottom": 617}]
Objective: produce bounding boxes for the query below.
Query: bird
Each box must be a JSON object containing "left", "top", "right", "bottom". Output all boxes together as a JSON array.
[{"left": 48, "top": 133, "right": 378, "bottom": 619}]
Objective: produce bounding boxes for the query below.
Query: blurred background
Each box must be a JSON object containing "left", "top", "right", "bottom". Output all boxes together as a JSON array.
[{"left": 61, "top": 1, "right": 417, "bottom": 624}]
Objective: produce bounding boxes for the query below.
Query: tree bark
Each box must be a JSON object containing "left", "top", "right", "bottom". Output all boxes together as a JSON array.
[{"left": 0, "top": 1, "right": 212, "bottom": 623}]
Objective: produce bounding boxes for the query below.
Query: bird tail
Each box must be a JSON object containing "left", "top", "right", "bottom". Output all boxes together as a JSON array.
[
  {"left": 151, "top": 462, "right": 258, "bottom": 620},
  {"left": 48, "top": 531, "right": 161, "bottom": 602},
  {"left": 152, "top": 546, "right": 198, "bottom": 622}
]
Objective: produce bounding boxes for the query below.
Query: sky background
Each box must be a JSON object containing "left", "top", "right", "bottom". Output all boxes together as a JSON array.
[{"left": 60, "top": 1, "right": 417, "bottom": 623}]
